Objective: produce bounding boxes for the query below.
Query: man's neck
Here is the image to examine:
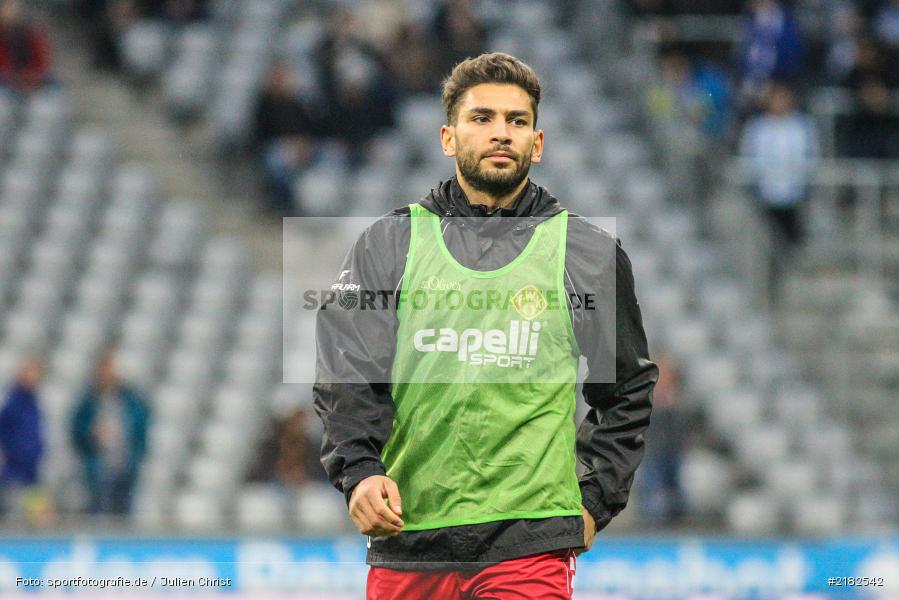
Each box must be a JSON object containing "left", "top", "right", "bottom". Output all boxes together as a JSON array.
[{"left": 455, "top": 172, "right": 529, "bottom": 213}]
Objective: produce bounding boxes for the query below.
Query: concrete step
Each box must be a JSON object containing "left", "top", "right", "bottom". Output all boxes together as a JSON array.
[{"left": 46, "top": 12, "right": 282, "bottom": 272}]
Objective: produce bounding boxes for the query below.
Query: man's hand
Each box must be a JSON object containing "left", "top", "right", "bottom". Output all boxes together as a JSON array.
[
  {"left": 575, "top": 506, "right": 596, "bottom": 556},
  {"left": 348, "top": 475, "right": 404, "bottom": 537}
]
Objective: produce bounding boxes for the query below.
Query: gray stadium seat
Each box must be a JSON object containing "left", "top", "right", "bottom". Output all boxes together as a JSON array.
[
  {"left": 175, "top": 488, "right": 225, "bottom": 531},
  {"left": 293, "top": 483, "right": 348, "bottom": 533},
  {"left": 726, "top": 492, "right": 780, "bottom": 535},
  {"left": 122, "top": 21, "right": 170, "bottom": 81},
  {"left": 679, "top": 447, "right": 734, "bottom": 515},
  {"left": 69, "top": 126, "right": 114, "bottom": 171},
  {"left": 788, "top": 494, "right": 845, "bottom": 535},
  {"left": 237, "top": 485, "right": 287, "bottom": 531},
  {"left": 111, "top": 163, "right": 158, "bottom": 203}
]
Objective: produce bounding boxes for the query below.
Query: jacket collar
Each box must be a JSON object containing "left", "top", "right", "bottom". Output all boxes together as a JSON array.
[{"left": 421, "top": 176, "right": 563, "bottom": 220}]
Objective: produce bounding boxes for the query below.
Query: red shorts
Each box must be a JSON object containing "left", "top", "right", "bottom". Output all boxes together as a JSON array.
[{"left": 367, "top": 549, "right": 577, "bottom": 600}]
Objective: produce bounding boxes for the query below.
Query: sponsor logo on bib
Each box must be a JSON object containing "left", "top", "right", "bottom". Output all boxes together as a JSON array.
[{"left": 412, "top": 320, "right": 543, "bottom": 368}]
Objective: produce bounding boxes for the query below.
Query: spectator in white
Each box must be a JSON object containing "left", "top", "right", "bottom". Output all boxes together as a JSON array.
[
  {"left": 739, "top": 82, "right": 819, "bottom": 301},
  {"left": 740, "top": 83, "right": 818, "bottom": 246}
]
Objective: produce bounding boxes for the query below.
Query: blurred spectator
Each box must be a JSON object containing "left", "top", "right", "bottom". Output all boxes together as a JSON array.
[
  {"left": 842, "top": 36, "right": 899, "bottom": 89},
  {"left": 739, "top": 83, "right": 818, "bottom": 300},
  {"left": 253, "top": 61, "right": 322, "bottom": 215},
  {"left": 139, "top": 0, "right": 209, "bottom": 24},
  {"left": 78, "top": 0, "right": 140, "bottom": 72},
  {"left": 317, "top": 9, "right": 398, "bottom": 166},
  {"left": 647, "top": 46, "right": 731, "bottom": 142},
  {"left": 71, "top": 350, "right": 149, "bottom": 515},
  {"left": 387, "top": 21, "right": 440, "bottom": 95},
  {"left": 247, "top": 405, "right": 325, "bottom": 489},
  {"left": 431, "top": 0, "right": 487, "bottom": 78},
  {"left": 825, "top": 3, "right": 863, "bottom": 84},
  {"left": 839, "top": 76, "right": 899, "bottom": 158},
  {"left": 635, "top": 352, "right": 687, "bottom": 526},
  {"left": 874, "top": 0, "right": 899, "bottom": 49},
  {"left": 739, "top": 0, "right": 804, "bottom": 111},
  {"left": 0, "top": 356, "right": 45, "bottom": 512},
  {"left": 0, "top": 0, "right": 53, "bottom": 93},
  {"left": 628, "top": 0, "right": 743, "bottom": 15}
]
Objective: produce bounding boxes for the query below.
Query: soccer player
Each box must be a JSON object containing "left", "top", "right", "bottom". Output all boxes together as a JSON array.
[{"left": 313, "top": 52, "right": 658, "bottom": 599}]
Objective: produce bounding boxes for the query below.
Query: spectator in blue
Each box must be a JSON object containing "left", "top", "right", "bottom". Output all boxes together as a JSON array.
[
  {"left": 71, "top": 349, "right": 149, "bottom": 515},
  {"left": 739, "top": 0, "right": 804, "bottom": 111},
  {"left": 635, "top": 351, "right": 686, "bottom": 526},
  {"left": 0, "top": 355, "right": 45, "bottom": 508}
]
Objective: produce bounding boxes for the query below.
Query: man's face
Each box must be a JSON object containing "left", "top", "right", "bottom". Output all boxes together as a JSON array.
[{"left": 441, "top": 83, "right": 543, "bottom": 198}]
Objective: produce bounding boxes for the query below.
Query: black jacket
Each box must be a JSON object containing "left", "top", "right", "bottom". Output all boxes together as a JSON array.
[{"left": 313, "top": 176, "right": 658, "bottom": 569}]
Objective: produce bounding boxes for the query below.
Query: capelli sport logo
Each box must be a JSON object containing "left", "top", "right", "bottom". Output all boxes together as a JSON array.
[{"left": 412, "top": 319, "right": 544, "bottom": 368}]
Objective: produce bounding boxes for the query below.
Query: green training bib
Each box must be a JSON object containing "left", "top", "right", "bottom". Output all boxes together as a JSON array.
[{"left": 382, "top": 203, "right": 582, "bottom": 531}]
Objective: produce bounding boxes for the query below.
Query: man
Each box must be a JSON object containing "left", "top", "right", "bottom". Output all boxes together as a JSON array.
[
  {"left": 0, "top": 0, "right": 53, "bottom": 93},
  {"left": 71, "top": 349, "right": 149, "bottom": 515},
  {"left": 313, "top": 52, "right": 657, "bottom": 599},
  {"left": 0, "top": 355, "right": 45, "bottom": 511}
]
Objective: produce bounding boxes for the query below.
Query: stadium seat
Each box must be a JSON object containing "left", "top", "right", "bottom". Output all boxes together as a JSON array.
[
  {"left": 679, "top": 447, "right": 733, "bottom": 515},
  {"left": 186, "top": 454, "right": 240, "bottom": 497},
  {"left": 293, "top": 483, "right": 349, "bottom": 533},
  {"left": 174, "top": 488, "right": 226, "bottom": 531},
  {"left": 726, "top": 492, "right": 780, "bottom": 535},
  {"left": 295, "top": 166, "right": 346, "bottom": 216},
  {"left": 149, "top": 200, "right": 207, "bottom": 269},
  {"left": 111, "top": 163, "right": 159, "bottom": 204},
  {"left": 707, "top": 389, "right": 764, "bottom": 436},
  {"left": 55, "top": 164, "right": 104, "bottom": 203},
  {"left": 764, "top": 460, "right": 817, "bottom": 502},
  {"left": 15, "top": 275, "right": 64, "bottom": 321},
  {"left": 177, "top": 311, "right": 228, "bottom": 358},
  {"left": 49, "top": 344, "right": 96, "bottom": 387},
  {"left": 122, "top": 21, "right": 170, "bottom": 82},
  {"left": 132, "top": 272, "right": 182, "bottom": 316},
  {"left": 237, "top": 485, "right": 287, "bottom": 531},
  {"left": 2, "top": 165, "right": 45, "bottom": 206},
  {"left": 734, "top": 425, "right": 791, "bottom": 475},
  {"left": 165, "top": 347, "right": 214, "bottom": 391},
  {"left": 74, "top": 269, "right": 126, "bottom": 317},
  {"left": 153, "top": 383, "right": 203, "bottom": 427},
  {"left": 58, "top": 310, "right": 109, "bottom": 358},
  {"left": 116, "top": 345, "right": 160, "bottom": 392},
  {"left": 788, "top": 494, "right": 845, "bottom": 535},
  {"left": 222, "top": 348, "right": 272, "bottom": 395},
  {"left": 69, "top": 126, "right": 114, "bottom": 172},
  {"left": 25, "top": 91, "right": 71, "bottom": 138}
]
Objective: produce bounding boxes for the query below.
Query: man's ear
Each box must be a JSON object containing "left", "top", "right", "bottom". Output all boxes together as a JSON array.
[
  {"left": 440, "top": 124, "right": 456, "bottom": 157},
  {"left": 530, "top": 129, "right": 544, "bottom": 164}
]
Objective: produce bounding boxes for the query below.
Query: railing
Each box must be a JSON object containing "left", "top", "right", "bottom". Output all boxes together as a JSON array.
[{"left": 723, "top": 158, "right": 893, "bottom": 281}]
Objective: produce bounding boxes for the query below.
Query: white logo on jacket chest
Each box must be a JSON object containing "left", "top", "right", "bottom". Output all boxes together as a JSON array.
[{"left": 412, "top": 320, "right": 543, "bottom": 368}]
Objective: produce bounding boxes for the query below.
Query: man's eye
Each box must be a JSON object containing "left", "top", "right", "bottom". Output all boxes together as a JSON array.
[
  {"left": 512, "top": 119, "right": 527, "bottom": 126},
  {"left": 474, "top": 116, "right": 489, "bottom": 123}
]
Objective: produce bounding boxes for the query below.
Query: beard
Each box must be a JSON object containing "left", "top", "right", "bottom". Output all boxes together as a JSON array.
[{"left": 456, "top": 144, "right": 532, "bottom": 198}]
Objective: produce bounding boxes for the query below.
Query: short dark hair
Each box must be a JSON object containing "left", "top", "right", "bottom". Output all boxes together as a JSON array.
[{"left": 441, "top": 52, "right": 541, "bottom": 126}]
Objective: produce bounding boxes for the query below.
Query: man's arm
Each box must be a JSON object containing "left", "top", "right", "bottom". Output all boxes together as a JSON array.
[
  {"left": 572, "top": 236, "right": 658, "bottom": 532},
  {"left": 311, "top": 215, "right": 406, "bottom": 504}
]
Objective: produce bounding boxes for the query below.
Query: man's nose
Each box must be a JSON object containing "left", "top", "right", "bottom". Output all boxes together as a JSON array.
[{"left": 490, "top": 123, "right": 512, "bottom": 145}]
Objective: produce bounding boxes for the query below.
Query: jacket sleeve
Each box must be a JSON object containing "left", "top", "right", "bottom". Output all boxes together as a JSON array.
[
  {"left": 312, "top": 217, "right": 404, "bottom": 504},
  {"left": 575, "top": 240, "right": 658, "bottom": 532}
]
